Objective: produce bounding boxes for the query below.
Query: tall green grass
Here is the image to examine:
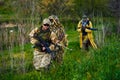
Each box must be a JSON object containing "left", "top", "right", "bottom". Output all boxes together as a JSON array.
[{"left": 0, "top": 30, "right": 120, "bottom": 80}]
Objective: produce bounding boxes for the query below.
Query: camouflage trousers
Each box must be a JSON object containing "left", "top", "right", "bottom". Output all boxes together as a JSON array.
[
  {"left": 55, "top": 48, "right": 64, "bottom": 64},
  {"left": 33, "top": 50, "right": 51, "bottom": 70}
]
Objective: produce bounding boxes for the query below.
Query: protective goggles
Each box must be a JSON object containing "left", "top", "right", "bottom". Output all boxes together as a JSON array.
[{"left": 43, "top": 24, "right": 50, "bottom": 26}]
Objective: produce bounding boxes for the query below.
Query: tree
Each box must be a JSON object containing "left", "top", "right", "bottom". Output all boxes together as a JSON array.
[
  {"left": 109, "top": 0, "right": 120, "bottom": 33},
  {"left": 40, "top": 0, "right": 75, "bottom": 17},
  {"left": 74, "top": 0, "right": 109, "bottom": 17}
]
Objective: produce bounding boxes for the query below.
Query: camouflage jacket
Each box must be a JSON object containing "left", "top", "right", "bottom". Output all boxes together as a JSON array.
[
  {"left": 29, "top": 26, "right": 58, "bottom": 51},
  {"left": 50, "top": 23, "right": 68, "bottom": 47}
]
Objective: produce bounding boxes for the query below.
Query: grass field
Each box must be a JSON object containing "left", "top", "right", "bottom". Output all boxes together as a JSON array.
[{"left": 0, "top": 30, "right": 120, "bottom": 80}]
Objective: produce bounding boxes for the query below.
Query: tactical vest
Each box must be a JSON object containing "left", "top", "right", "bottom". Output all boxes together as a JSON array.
[
  {"left": 81, "top": 20, "right": 90, "bottom": 28},
  {"left": 37, "top": 27, "right": 51, "bottom": 43},
  {"left": 81, "top": 20, "right": 90, "bottom": 36}
]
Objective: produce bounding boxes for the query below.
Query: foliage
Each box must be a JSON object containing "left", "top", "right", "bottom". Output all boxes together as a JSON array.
[
  {"left": 40, "top": 0, "right": 74, "bottom": 16},
  {"left": 0, "top": 0, "right": 120, "bottom": 80},
  {"left": 0, "top": 0, "right": 113, "bottom": 20},
  {"left": 0, "top": 30, "right": 120, "bottom": 80}
]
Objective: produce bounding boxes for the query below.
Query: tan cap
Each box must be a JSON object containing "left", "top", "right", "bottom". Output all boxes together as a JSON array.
[
  {"left": 42, "top": 18, "right": 51, "bottom": 25},
  {"left": 48, "top": 15, "right": 55, "bottom": 20}
]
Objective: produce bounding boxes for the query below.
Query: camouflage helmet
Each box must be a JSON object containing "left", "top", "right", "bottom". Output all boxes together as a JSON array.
[
  {"left": 48, "top": 15, "right": 60, "bottom": 24},
  {"left": 48, "top": 15, "right": 55, "bottom": 20},
  {"left": 48, "top": 15, "right": 56, "bottom": 25},
  {"left": 49, "top": 15, "right": 59, "bottom": 20},
  {"left": 42, "top": 18, "right": 51, "bottom": 25}
]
